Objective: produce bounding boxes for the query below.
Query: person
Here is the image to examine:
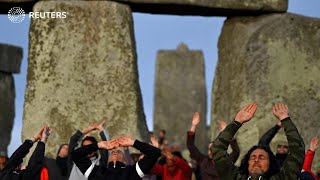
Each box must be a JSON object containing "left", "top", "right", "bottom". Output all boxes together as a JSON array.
[
  {"left": 0, "top": 156, "right": 8, "bottom": 171},
  {"left": 56, "top": 144, "right": 69, "bottom": 177},
  {"left": 212, "top": 103, "right": 305, "bottom": 180},
  {"left": 151, "top": 146, "right": 192, "bottom": 180},
  {"left": 258, "top": 121, "right": 288, "bottom": 167},
  {"left": 0, "top": 124, "right": 52, "bottom": 180},
  {"left": 158, "top": 130, "right": 168, "bottom": 147},
  {"left": 300, "top": 137, "right": 319, "bottom": 180},
  {"left": 187, "top": 112, "right": 240, "bottom": 180},
  {"left": 68, "top": 121, "right": 109, "bottom": 180},
  {"left": 71, "top": 136, "right": 161, "bottom": 180}
]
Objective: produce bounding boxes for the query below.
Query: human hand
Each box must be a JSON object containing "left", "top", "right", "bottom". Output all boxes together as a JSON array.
[
  {"left": 218, "top": 120, "right": 227, "bottom": 132},
  {"left": 235, "top": 103, "right": 258, "bottom": 124},
  {"left": 32, "top": 125, "right": 46, "bottom": 142},
  {"left": 82, "top": 122, "right": 100, "bottom": 134},
  {"left": 41, "top": 126, "right": 52, "bottom": 143},
  {"left": 96, "top": 120, "right": 105, "bottom": 132},
  {"left": 117, "top": 136, "right": 135, "bottom": 147},
  {"left": 98, "top": 139, "right": 119, "bottom": 150},
  {"left": 310, "top": 137, "right": 319, "bottom": 152},
  {"left": 272, "top": 103, "right": 289, "bottom": 120},
  {"left": 150, "top": 136, "right": 159, "bottom": 148}
]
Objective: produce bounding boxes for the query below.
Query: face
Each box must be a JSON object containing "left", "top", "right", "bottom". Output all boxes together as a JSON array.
[
  {"left": 208, "top": 143, "right": 213, "bottom": 158},
  {"left": 82, "top": 140, "right": 97, "bottom": 158},
  {"left": 276, "top": 144, "right": 288, "bottom": 154},
  {"left": 159, "top": 131, "right": 165, "bottom": 137},
  {"left": 58, "top": 145, "right": 69, "bottom": 158},
  {"left": 109, "top": 149, "right": 125, "bottom": 164},
  {"left": 248, "top": 149, "right": 270, "bottom": 177},
  {"left": 171, "top": 144, "right": 180, "bottom": 152}
]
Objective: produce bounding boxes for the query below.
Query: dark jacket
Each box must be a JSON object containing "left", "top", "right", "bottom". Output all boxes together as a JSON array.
[
  {"left": 258, "top": 124, "right": 287, "bottom": 167},
  {"left": 187, "top": 131, "right": 240, "bottom": 180},
  {"left": 211, "top": 117, "right": 305, "bottom": 180},
  {"left": 71, "top": 140, "right": 161, "bottom": 180},
  {"left": 0, "top": 140, "right": 45, "bottom": 180}
]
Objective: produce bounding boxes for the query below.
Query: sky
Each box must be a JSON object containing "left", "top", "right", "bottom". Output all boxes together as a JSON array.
[{"left": 1, "top": 1, "right": 320, "bottom": 156}]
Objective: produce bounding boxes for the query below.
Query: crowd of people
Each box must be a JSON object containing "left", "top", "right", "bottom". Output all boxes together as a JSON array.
[{"left": 0, "top": 103, "right": 319, "bottom": 180}]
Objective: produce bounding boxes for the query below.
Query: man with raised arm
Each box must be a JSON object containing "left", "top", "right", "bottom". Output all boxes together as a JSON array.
[
  {"left": 187, "top": 112, "right": 240, "bottom": 180},
  {"left": 71, "top": 136, "right": 161, "bottom": 180},
  {"left": 212, "top": 103, "right": 305, "bottom": 180}
]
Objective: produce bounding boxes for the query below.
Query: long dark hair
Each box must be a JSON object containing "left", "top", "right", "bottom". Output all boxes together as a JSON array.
[
  {"left": 239, "top": 145, "right": 280, "bottom": 178},
  {"left": 57, "top": 143, "right": 69, "bottom": 156}
]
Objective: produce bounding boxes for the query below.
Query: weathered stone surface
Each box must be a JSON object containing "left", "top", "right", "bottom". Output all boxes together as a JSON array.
[
  {"left": 0, "top": 0, "right": 287, "bottom": 16},
  {"left": 0, "top": 43, "right": 23, "bottom": 73},
  {"left": 211, "top": 13, "right": 320, "bottom": 170},
  {"left": 0, "top": 72, "right": 15, "bottom": 156},
  {"left": 154, "top": 43, "right": 207, "bottom": 152},
  {"left": 23, "top": 1, "right": 148, "bottom": 158}
]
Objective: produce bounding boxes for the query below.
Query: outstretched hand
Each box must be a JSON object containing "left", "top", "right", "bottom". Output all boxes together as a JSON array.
[
  {"left": 310, "top": 137, "right": 319, "bottom": 152},
  {"left": 272, "top": 103, "right": 289, "bottom": 120},
  {"left": 41, "top": 126, "right": 53, "bottom": 143},
  {"left": 117, "top": 136, "right": 135, "bottom": 147},
  {"left": 98, "top": 139, "right": 119, "bottom": 150},
  {"left": 32, "top": 124, "right": 46, "bottom": 142},
  {"left": 150, "top": 136, "right": 159, "bottom": 148},
  {"left": 235, "top": 103, "right": 258, "bottom": 124},
  {"left": 192, "top": 112, "right": 200, "bottom": 126}
]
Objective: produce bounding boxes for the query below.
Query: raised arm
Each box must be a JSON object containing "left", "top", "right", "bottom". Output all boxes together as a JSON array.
[
  {"left": 117, "top": 137, "right": 161, "bottom": 178},
  {"left": 187, "top": 112, "right": 206, "bottom": 162},
  {"left": 212, "top": 103, "right": 257, "bottom": 179},
  {"left": 258, "top": 122, "right": 281, "bottom": 147},
  {"left": 25, "top": 125, "right": 52, "bottom": 178},
  {"left": 271, "top": 103, "right": 305, "bottom": 179},
  {"left": 303, "top": 137, "right": 318, "bottom": 171}
]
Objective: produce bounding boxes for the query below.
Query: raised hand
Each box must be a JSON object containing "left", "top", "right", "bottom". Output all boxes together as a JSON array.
[
  {"left": 272, "top": 103, "right": 289, "bottom": 120},
  {"left": 190, "top": 112, "right": 200, "bottom": 132},
  {"left": 150, "top": 136, "right": 159, "bottom": 148},
  {"left": 98, "top": 139, "right": 119, "bottom": 150},
  {"left": 82, "top": 122, "right": 100, "bottom": 134},
  {"left": 117, "top": 136, "right": 135, "bottom": 147},
  {"left": 218, "top": 120, "right": 227, "bottom": 132},
  {"left": 41, "top": 126, "right": 53, "bottom": 143},
  {"left": 32, "top": 124, "right": 46, "bottom": 142},
  {"left": 235, "top": 103, "right": 258, "bottom": 124},
  {"left": 96, "top": 120, "right": 106, "bottom": 132},
  {"left": 310, "top": 137, "right": 319, "bottom": 152}
]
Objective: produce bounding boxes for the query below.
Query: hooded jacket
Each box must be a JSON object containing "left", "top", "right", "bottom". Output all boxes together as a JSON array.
[{"left": 211, "top": 117, "right": 305, "bottom": 180}]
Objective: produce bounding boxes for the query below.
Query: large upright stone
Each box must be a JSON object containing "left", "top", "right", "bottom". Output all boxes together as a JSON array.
[
  {"left": 0, "top": 44, "right": 23, "bottom": 157},
  {"left": 23, "top": 1, "right": 148, "bottom": 158},
  {"left": 211, "top": 13, "right": 320, "bottom": 170},
  {"left": 0, "top": 0, "right": 287, "bottom": 16},
  {"left": 154, "top": 43, "right": 207, "bottom": 152}
]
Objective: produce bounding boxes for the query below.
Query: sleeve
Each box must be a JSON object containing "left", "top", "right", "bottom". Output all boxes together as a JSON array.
[
  {"left": 24, "top": 141, "right": 45, "bottom": 178},
  {"left": 67, "top": 130, "right": 83, "bottom": 175},
  {"left": 132, "top": 140, "right": 161, "bottom": 178},
  {"left": 186, "top": 131, "right": 206, "bottom": 163},
  {"left": 0, "top": 140, "right": 33, "bottom": 174},
  {"left": 302, "top": 150, "right": 315, "bottom": 171},
  {"left": 150, "top": 164, "right": 164, "bottom": 176},
  {"left": 273, "top": 117, "right": 305, "bottom": 179},
  {"left": 71, "top": 143, "right": 99, "bottom": 178},
  {"left": 211, "top": 121, "right": 242, "bottom": 179},
  {"left": 98, "top": 130, "right": 109, "bottom": 166},
  {"left": 258, "top": 124, "right": 281, "bottom": 147},
  {"left": 229, "top": 138, "right": 240, "bottom": 163},
  {"left": 173, "top": 156, "right": 192, "bottom": 178}
]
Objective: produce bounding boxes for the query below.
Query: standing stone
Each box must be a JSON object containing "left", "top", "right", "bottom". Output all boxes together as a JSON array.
[
  {"left": 154, "top": 43, "right": 207, "bottom": 152},
  {"left": 23, "top": 1, "right": 148, "bottom": 158},
  {"left": 211, "top": 13, "right": 320, "bottom": 170},
  {"left": 0, "top": 43, "right": 23, "bottom": 157}
]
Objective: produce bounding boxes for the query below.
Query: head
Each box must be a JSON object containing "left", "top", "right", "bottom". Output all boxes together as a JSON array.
[
  {"left": 0, "top": 156, "right": 8, "bottom": 170},
  {"left": 57, "top": 144, "right": 69, "bottom": 158},
  {"left": 240, "top": 145, "right": 279, "bottom": 179},
  {"left": 171, "top": 143, "right": 181, "bottom": 152},
  {"left": 108, "top": 148, "right": 125, "bottom": 164},
  {"left": 159, "top": 130, "right": 166, "bottom": 137},
  {"left": 276, "top": 144, "right": 288, "bottom": 154},
  {"left": 81, "top": 136, "right": 98, "bottom": 158},
  {"left": 208, "top": 143, "right": 213, "bottom": 158}
]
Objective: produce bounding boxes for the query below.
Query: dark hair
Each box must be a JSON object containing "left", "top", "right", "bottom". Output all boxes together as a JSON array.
[
  {"left": 299, "top": 171, "right": 316, "bottom": 180},
  {"left": 57, "top": 143, "right": 68, "bottom": 156},
  {"left": 160, "top": 129, "right": 166, "bottom": 134},
  {"left": 239, "top": 145, "right": 280, "bottom": 178},
  {"left": 81, "top": 136, "right": 98, "bottom": 146}
]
